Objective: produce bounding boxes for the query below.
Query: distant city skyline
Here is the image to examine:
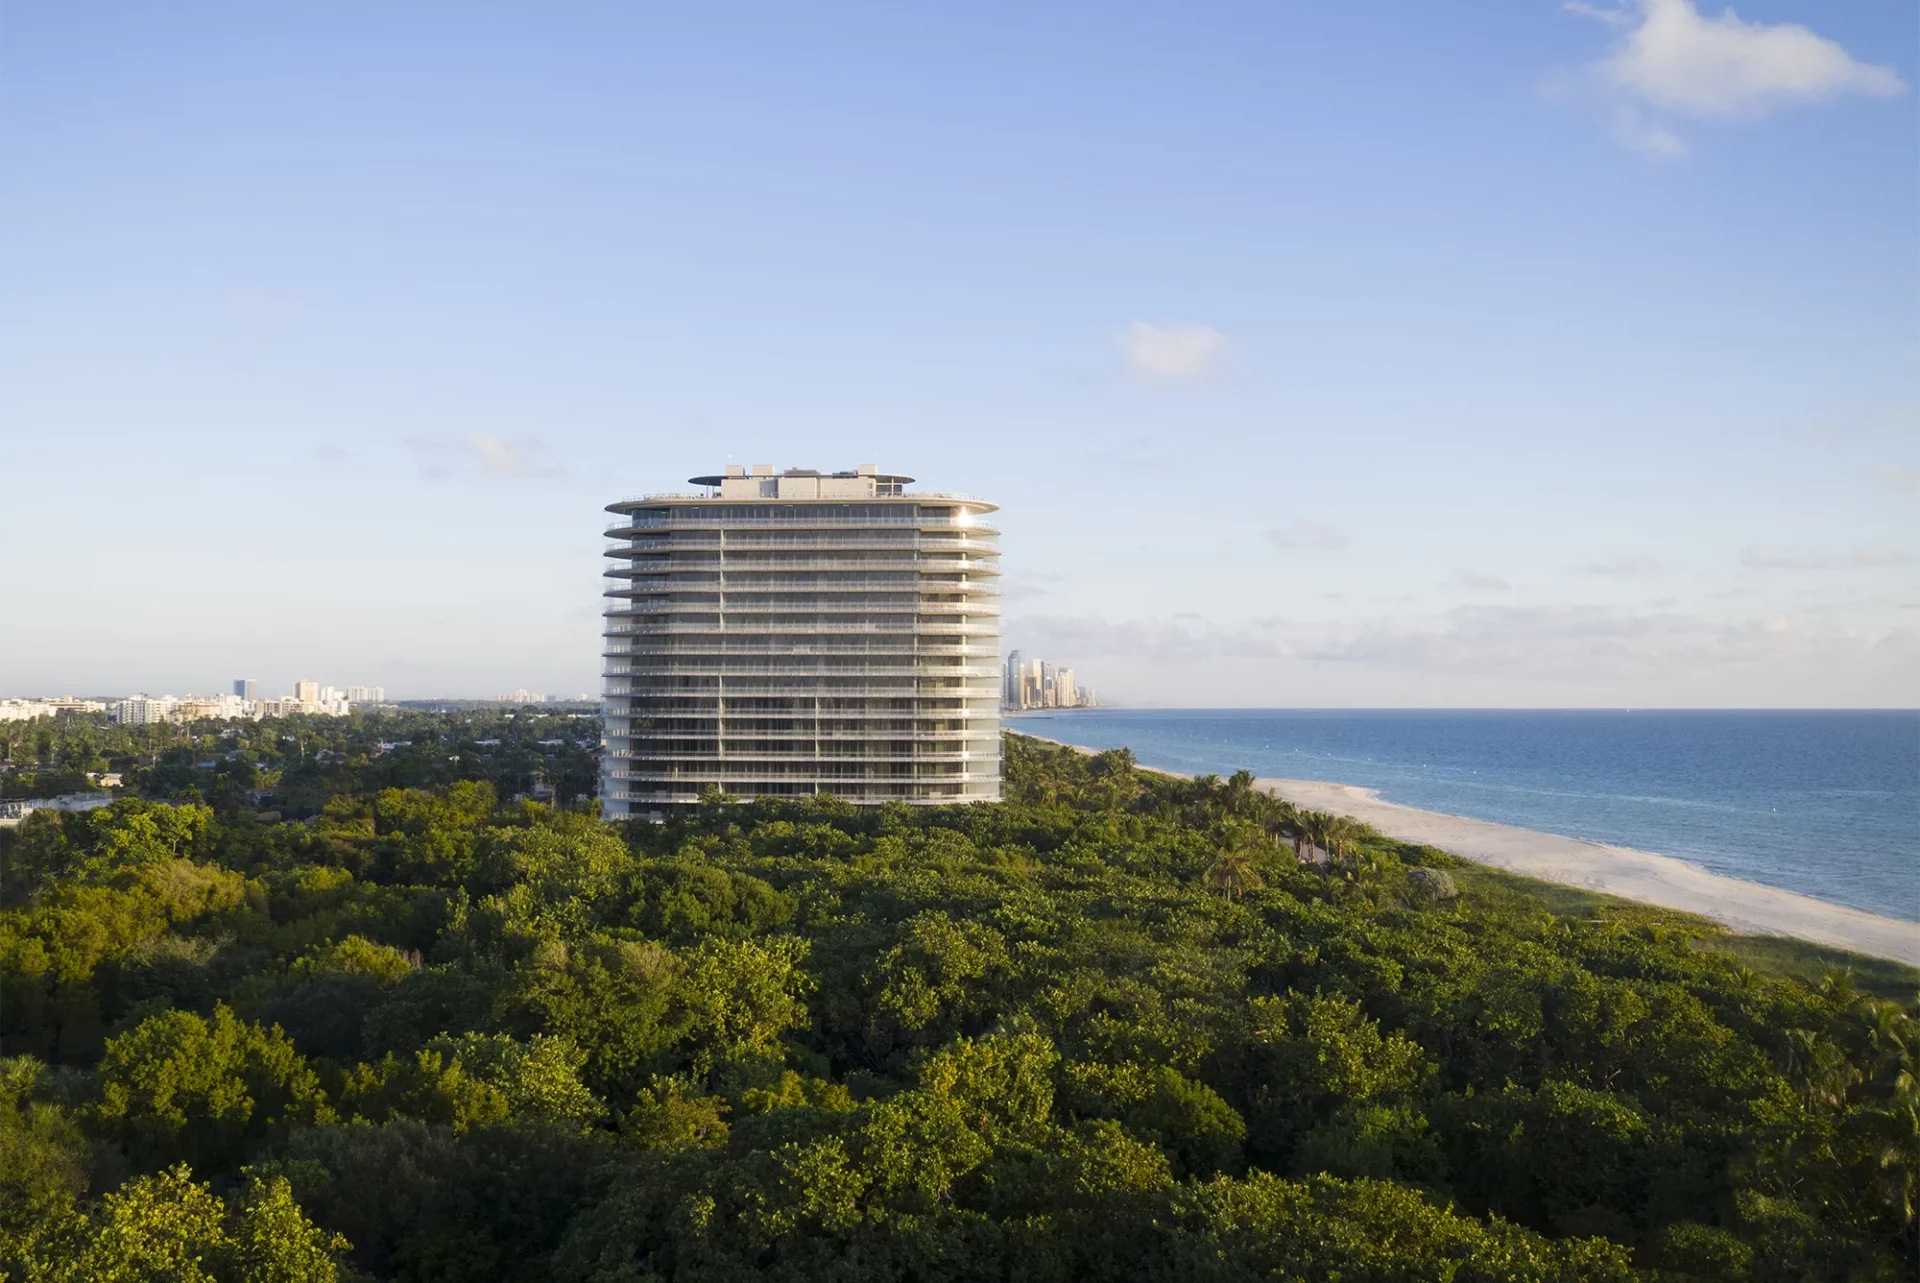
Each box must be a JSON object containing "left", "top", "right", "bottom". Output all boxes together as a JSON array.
[
  {"left": 2, "top": 3, "right": 1913, "bottom": 707},
  {"left": 1004, "top": 651, "right": 1098, "bottom": 712}
]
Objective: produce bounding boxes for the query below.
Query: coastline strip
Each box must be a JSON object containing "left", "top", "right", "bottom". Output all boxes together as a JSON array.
[
  {"left": 1258, "top": 778, "right": 1920, "bottom": 968},
  {"left": 1013, "top": 732, "right": 1920, "bottom": 967}
]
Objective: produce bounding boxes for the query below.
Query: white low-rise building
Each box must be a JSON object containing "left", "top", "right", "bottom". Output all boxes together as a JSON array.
[
  {"left": 111, "top": 695, "right": 179, "bottom": 725},
  {"left": 0, "top": 697, "right": 108, "bottom": 721},
  {"left": 0, "top": 793, "right": 116, "bottom": 826}
]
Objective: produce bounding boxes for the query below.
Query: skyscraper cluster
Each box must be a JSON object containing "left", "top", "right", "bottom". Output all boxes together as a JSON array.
[
  {"left": 1002, "top": 651, "right": 1096, "bottom": 711},
  {"left": 101, "top": 680, "right": 386, "bottom": 724}
]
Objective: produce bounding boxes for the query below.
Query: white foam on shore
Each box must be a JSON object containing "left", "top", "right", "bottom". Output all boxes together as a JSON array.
[{"left": 1012, "top": 733, "right": 1920, "bottom": 966}]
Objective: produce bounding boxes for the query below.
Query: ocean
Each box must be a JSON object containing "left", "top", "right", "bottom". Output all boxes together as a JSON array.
[{"left": 1010, "top": 709, "right": 1920, "bottom": 924}]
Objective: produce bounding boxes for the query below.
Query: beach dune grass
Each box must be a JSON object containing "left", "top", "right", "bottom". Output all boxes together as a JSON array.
[
  {"left": 1691, "top": 933, "right": 1920, "bottom": 1004},
  {"left": 1408, "top": 843, "right": 1920, "bottom": 1003}
]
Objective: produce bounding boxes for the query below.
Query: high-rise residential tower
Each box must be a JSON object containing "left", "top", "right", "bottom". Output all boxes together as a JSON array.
[{"left": 600, "top": 465, "right": 1001, "bottom": 818}]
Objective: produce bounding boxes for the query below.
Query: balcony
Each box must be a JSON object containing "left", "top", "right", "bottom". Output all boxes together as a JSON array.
[
  {"left": 603, "top": 661, "right": 1000, "bottom": 677},
  {"left": 604, "top": 515, "right": 1001, "bottom": 537},
  {"left": 605, "top": 585, "right": 1001, "bottom": 605},
  {"left": 603, "top": 768, "right": 1004, "bottom": 784},
  {"left": 603, "top": 537, "right": 1002, "bottom": 556},
  {"left": 602, "top": 558, "right": 1001, "bottom": 575},
  {"left": 599, "top": 622, "right": 998, "bottom": 637},
  {"left": 603, "top": 650, "right": 1000, "bottom": 672},
  {"left": 604, "top": 707, "right": 1000, "bottom": 722},
  {"left": 603, "top": 685, "right": 1000, "bottom": 699}
]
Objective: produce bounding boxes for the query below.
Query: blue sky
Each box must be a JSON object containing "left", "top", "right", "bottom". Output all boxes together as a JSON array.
[{"left": 2, "top": 1, "right": 1914, "bottom": 706}]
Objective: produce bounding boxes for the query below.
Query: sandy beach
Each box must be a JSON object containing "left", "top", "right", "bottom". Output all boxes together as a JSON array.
[{"left": 1258, "top": 777, "right": 1920, "bottom": 968}]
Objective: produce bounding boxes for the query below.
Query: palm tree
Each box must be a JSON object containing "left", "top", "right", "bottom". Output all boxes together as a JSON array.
[
  {"left": 1869, "top": 1039, "right": 1920, "bottom": 1278},
  {"left": 1853, "top": 998, "right": 1913, "bottom": 1085},
  {"left": 1258, "top": 795, "right": 1299, "bottom": 845},
  {"left": 1329, "top": 815, "right": 1364, "bottom": 865},
  {"left": 1092, "top": 747, "right": 1140, "bottom": 810},
  {"left": 1784, "top": 1028, "right": 1860, "bottom": 1114},
  {"left": 1296, "top": 811, "right": 1332, "bottom": 866},
  {"left": 1204, "top": 847, "right": 1263, "bottom": 904},
  {"left": 1203, "top": 826, "right": 1265, "bottom": 903}
]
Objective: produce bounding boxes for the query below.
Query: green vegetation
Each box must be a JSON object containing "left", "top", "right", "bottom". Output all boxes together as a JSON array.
[
  {"left": 1, "top": 726, "right": 1914, "bottom": 1281},
  {"left": 1691, "top": 933, "right": 1920, "bottom": 1006},
  {"left": 0, "top": 707, "right": 600, "bottom": 810},
  {"left": 1430, "top": 858, "right": 1920, "bottom": 1005}
]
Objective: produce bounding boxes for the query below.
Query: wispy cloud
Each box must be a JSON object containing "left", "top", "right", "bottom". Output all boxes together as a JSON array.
[
  {"left": 1871, "top": 464, "right": 1920, "bottom": 495},
  {"left": 406, "top": 434, "right": 562, "bottom": 480},
  {"left": 999, "top": 570, "right": 1066, "bottom": 604},
  {"left": 1560, "top": 0, "right": 1905, "bottom": 156},
  {"left": 1118, "top": 321, "right": 1227, "bottom": 380},
  {"left": 1581, "top": 556, "right": 1664, "bottom": 577},
  {"left": 1741, "top": 545, "right": 1913, "bottom": 570},
  {"left": 1451, "top": 568, "right": 1512, "bottom": 591},
  {"left": 1012, "top": 604, "right": 1918, "bottom": 682},
  {"left": 462, "top": 434, "right": 554, "bottom": 477},
  {"left": 1268, "top": 520, "right": 1350, "bottom": 551}
]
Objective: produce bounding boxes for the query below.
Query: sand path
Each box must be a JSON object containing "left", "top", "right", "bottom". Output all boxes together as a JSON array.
[{"left": 1258, "top": 777, "right": 1920, "bottom": 968}]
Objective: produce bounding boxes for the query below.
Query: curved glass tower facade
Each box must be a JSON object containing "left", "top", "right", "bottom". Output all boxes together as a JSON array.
[{"left": 600, "top": 466, "right": 1001, "bottom": 818}]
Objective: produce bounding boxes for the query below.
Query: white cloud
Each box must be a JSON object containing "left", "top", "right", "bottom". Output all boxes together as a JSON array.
[
  {"left": 1451, "top": 568, "right": 1512, "bottom": 591},
  {"left": 1118, "top": 321, "right": 1227, "bottom": 380},
  {"left": 1563, "top": 1, "right": 1633, "bottom": 28},
  {"left": 1871, "top": 464, "right": 1920, "bottom": 495},
  {"left": 1582, "top": 556, "right": 1664, "bottom": 577},
  {"left": 1268, "top": 520, "right": 1350, "bottom": 551},
  {"left": 406, "top": 434, "right": 561, "bottom": 480},
  {"left": 1741, "top": 545, "right": 1914, "bottom": 570},
  {"left": 1010, "top": 604, "right": 1918, "bottom": 687},
  {"left": 1610, "top": 107, "right": 1689, "bottom": 156},
  {"left": 999, "top": 570, "right": 1065, "bottom": 604},
  {"left": 464, "top": 434, "right": 552, "bottom": 477},
  {"left": 1563, "top": 0, "right": 1904, "bottom": 153}
]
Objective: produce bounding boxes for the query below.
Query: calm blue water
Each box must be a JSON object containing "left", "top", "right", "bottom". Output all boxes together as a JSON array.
[{"left": 1013, "top": 710, "right": 1920, "bottom": 923}]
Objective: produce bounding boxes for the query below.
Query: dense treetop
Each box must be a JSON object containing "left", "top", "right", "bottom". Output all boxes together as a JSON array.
[
  {"left": 0, "top": 706, "right": 600, "bottom": 809},
  {"left": 1, "top": 724, "right": 1914, "bottom": 1281}
]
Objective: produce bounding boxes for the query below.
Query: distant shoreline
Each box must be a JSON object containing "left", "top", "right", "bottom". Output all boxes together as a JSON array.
[{"left": 1012, "top": 731, "right": 1920, "bottom": 967}]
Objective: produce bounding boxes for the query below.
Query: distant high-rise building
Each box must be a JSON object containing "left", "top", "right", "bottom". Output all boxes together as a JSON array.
[
  {"left": 345, "top": 685, "right": 385, "bottom": 704},
  {"left": 234, "top": 678, "right": 258, "bottom": 699},
  {"left": 293, "top": 679, "right": 319, "bottom": 710},
  {"left": 111, "top": 696, "right": 178, "bottom": 725},
  {"left": 600, "top": 464, "right": 1001, "bottom": 816},
  {"left": 1004, "top": 650, "right": 1022, "bottom": 708}
]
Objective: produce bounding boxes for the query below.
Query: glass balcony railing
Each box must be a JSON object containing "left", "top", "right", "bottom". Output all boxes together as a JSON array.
[
  {"left": 604, "top": 538, "right": 1002, "bottom": 556},
  {"left": 603, "top": 650, "right": 1000, "bottom": 672},
  {"left": 605, "top": 516, "right": 1001, "bottom": 536},
  {"left": 602, "top": 622, "right": 999, "bottom": 636},
  {"left": 603, "top": 558, "right": 1001, "bottom": 575}
]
